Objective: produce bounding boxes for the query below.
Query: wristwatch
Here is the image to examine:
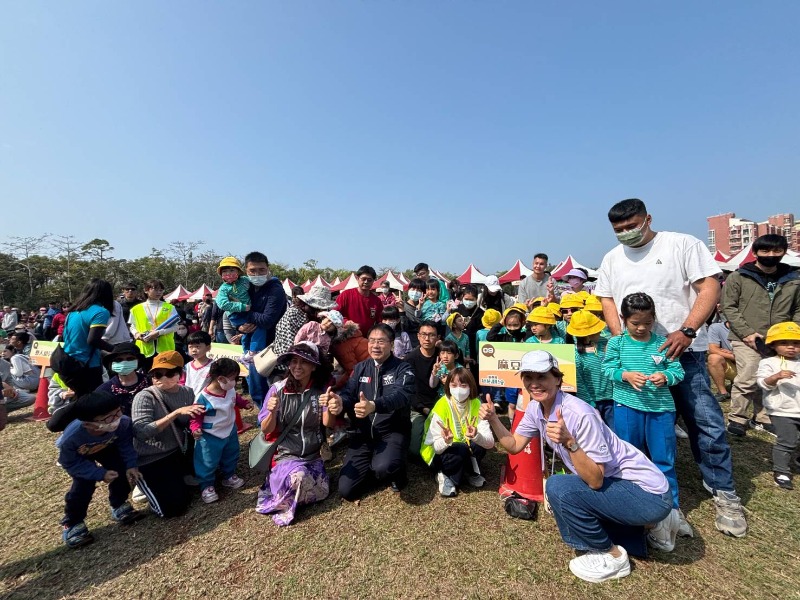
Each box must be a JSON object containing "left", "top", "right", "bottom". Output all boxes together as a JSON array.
[
  {"left": 679, "top": 326, "right": 697, "bottom": 339},
  {"left": 565, "top": 439, "right": 580, "bottom": 453}
]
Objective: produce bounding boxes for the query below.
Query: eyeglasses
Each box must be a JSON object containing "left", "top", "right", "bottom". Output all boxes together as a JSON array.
[
  {"left": 368, "top": 338, "right": 391, "bottom": 346},
  {"left": 93, "top": 408, "right": 122, "bottom": 423},
  {"left": 150, "top": 370, "right": 178, "bottom": 379},
  {"left": 418, "top": 333, "right": 438, "bottom": 339}
]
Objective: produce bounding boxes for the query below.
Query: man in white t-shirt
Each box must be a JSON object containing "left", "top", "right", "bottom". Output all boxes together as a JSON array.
[{"left": 595, "top": 198, "right": 747, "bottom": 540}]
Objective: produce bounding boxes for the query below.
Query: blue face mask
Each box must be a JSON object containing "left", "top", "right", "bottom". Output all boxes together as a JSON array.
[
  {"left": 111, "top": 360, "right": 138, "bottom": 375},
  {"left": 408, "top": 290, "right": 423, "bottom": 302}
]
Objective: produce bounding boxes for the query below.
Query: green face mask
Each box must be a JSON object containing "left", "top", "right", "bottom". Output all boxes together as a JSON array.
[
  {"left": 616, "top": 220, "right": 648, "bottom": 247},
  {"left": 111, "top": 360, "right": 138, "bottom": 375}
]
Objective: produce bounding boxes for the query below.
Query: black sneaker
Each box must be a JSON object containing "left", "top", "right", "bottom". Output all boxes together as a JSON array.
[
  {"left": 727, "top": 421, "right": 747, "bottom": 437},
  {"left": 774, "top": 473, "right": 793, "bottom": 490}
]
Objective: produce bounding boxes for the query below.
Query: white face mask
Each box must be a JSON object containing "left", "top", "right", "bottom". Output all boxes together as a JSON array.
[
  {"left": 408, "top": 290, "right": 423, "bottom": 302},
  {"left": 219, "top": 378, "right": 236, "bottom": 391},
  {"left": 249, "top": 275, "right": 268, "bottom": 286},
  {"left": 462, "top": 299, "right": 477, "bottom": 309},
  {"left": 92, "top": 418, "right": 122, "bottom": 432},
  {"left": 449, "top": 387, "right": 470, "bottom": 402}
]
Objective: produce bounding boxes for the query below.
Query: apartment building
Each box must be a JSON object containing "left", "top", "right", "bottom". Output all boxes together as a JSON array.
[{"left": 707, "top": 212, "right": 799, "bottom": 255}]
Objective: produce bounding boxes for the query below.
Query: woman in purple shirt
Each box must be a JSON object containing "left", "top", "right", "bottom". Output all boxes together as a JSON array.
[{"left": 480, "top": 350, "right": 672, "bottom": 584}]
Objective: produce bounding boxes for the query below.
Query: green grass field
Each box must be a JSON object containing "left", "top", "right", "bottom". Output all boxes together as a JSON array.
[{"left": 1, "top": 401, "right": 798, "bottom": 600}]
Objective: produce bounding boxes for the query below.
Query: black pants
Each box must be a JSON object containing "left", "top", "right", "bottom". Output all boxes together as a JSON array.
[
  {"left": 62, "top": 445, "right": 131, "bottom": 528},
  {"left": 137, "top": 451, "right": 191, "bottom": 518},
  {"left": 431, "top": 442, "right": 486, "bottom": 486},
  {"left": 338, "top": 431, "right": 409, "bottom": 501},
  {"left": 772, "top": 415, "right": 800, "bottom": 475}
]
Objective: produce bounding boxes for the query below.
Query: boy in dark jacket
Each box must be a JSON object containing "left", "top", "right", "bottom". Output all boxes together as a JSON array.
[{"left": 57, "top": 391, "right": 143, "bottom": 548}]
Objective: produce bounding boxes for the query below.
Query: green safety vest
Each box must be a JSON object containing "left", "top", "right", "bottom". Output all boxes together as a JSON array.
[
  {"left": 130, "top": 302, "right": 176, "bottom": 358},
  {"left": 420, "top": 395, "right": 482, "bottom": 466}
]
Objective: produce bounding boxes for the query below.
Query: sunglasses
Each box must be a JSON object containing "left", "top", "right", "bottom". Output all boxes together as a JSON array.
[{"left": 150, "top": 369, "right": 179, "bottom": 379}]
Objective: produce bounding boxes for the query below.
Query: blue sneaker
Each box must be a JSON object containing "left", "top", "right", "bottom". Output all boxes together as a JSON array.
[
  {"left": 62, "top": 522, "right": 94, "bottom": 548},
  {"left": 111, "top": 502, "right": 143, "bottom": 525}
]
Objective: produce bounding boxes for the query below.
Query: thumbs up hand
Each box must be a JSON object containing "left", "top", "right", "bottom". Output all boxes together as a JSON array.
[
  {"left": 321, "top": 386, "right": 342, "bottom": 415},
  {"left": 545, "top": 407, "right": 574, "bottom": 446},
  {"left": 354, "top": 391, "right": 375, "bottom": 419},
  {"left": 479, "top": 393, "right": 497, "bottom": 421},
  {"left": 266, "top": 392, "right": 279, "bottom": 412}
]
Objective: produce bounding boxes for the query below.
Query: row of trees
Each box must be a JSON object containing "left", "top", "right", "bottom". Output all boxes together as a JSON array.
[{"left": 0, "top": 236, "right": 449, "bottom": 308}]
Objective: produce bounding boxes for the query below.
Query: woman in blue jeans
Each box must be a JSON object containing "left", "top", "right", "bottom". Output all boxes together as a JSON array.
[{"left": 480, "top": 350, "right": 672, "bottom": 584}]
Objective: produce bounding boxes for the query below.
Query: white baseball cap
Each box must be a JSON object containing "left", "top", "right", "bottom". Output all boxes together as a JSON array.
[
  {"left": 519, "top": 350, "right": 559, "bottom": 373},
  {"left": 484, "top": 275, "right": 502, "bottom": 293}
]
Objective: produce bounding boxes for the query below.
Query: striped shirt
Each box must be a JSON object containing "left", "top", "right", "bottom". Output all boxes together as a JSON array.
[
  {"left": 602, "top": 332, "right": 684, "bottom": 412},
  {"left": 575, "top": 339, "right": 613, "bottom": 407}
]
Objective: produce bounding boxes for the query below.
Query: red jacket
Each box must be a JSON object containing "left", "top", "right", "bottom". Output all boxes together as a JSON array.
[
  {"left": 335, "top": 288, "right": 383, "bottom": 339},
  {"left": 331, "top": 322, "right": 369, "bottom": 390}
]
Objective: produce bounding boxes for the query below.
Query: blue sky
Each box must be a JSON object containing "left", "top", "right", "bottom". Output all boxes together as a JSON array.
[{"left": 2, "top": 2, "right": 798, "bottom": 276}]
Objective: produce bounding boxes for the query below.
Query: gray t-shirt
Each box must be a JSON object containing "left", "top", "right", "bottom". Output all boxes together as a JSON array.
[
  {"left": 707, "top": 323, "right": 733, "bottom": 352},
  {"left": 517, "top": 274, "right": 551, "bottom": 304}
]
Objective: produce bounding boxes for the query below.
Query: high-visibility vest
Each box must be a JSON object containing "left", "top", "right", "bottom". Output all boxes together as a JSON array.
[
  {"left": 419, "top": 396, "right": 482, "bottom": 466},
  {"left": 130, "top": 302, "right": 176, "bottom": 357}
]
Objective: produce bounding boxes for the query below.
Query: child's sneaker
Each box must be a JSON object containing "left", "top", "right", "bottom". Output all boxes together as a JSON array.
[
  {"left": 774, "top": 472, "right": 794, "bottom": 490},
  {"left": 62, "top": 522, "right": 94, "bottom": 548},
  {"left": 201, "top": 486, "right": 219, "bottom": 503},
  {"left": 221, "top": 474, "right": 245, "bottom": 489},
  {"left": 111, "top": 502, "right": 144, "bottom": 525}
]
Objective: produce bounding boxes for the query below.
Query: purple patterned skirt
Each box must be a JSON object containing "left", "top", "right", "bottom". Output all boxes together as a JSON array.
[{"left": 255, "top": 457, "right": 329, "bottom": 526}]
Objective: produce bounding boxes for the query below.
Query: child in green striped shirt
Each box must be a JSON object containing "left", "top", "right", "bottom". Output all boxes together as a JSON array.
[{"left": 602, "top": 292, "right": 686, "bottom": 551}]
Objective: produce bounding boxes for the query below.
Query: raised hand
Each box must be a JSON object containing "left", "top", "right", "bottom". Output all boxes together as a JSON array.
[
  {"left": 266, "top": 392, "right": 279, "bottom": 412},
  {"left": 545, "top": 408, "right": 573, "bottom": 446},
  {"left": 103, "top": 470, "right": 119, "bottom": 484},
  {"left": 319, "top": 386, "right": 333, "bottom": 408},
  {"left": 465, "top": 420, "right": 477, "bottom": 439},
  {"left": 354, "top": 391, "right": 375, "bottom": 419},
  {"left": 479, "top": 393, "right": 497, "bottom": 421},
  {"left": 440, "top": 422, "right": 454, "bottom": 445}
]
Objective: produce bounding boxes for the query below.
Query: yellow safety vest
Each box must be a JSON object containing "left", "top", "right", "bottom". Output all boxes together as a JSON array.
[
  {"left": 130, "top": 302, "right": 176, "bottom": 357},
  {"left": 420, "top": 396, "right": 482, "bottom": 466}
]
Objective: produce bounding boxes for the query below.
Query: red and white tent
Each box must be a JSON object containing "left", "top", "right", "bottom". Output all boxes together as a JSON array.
[
  {"left": 302, "top": 275, "right": 333, "bottom": 292},
  {"left": 164, "top": 285, "right": 190, "bottom": 302},
  {"left": 186, "top": 284, "right": 216, "bottom": 302},
  {"left": 551, "top": 256, "right": 597, "bottom": 280},
  {"left": 331, "top": 277, "right": 341, "bottom": 287},
  {"left": 499, "top": 259, "right": 533, "bottom": 285},
  {"left": 373, "top": 270, "right": 408, "bottom": 291},
  {"left": 713, "top": 250, "right": 729, "bottom": 263},
  {"left": 282, "top": 278, "right": 297, "bottom": 297},
  {"left": 456, "top": 264, "right": 488, "bottom": 285},
  {"left": 431, "top": 269, "right": 450, "bottom": 282},
  {"left": 720, "top": 243, "right": 800, "bottom": 271},
  {"left": 397, "top": 272, "right": 410, "bottom": 285},
  {"left": 331, "top": 273, "right": 359, "bottom": 292}
]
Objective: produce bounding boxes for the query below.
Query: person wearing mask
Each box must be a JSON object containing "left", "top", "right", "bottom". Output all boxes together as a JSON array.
[{"left": 721, "top": 234, "right": 800, "bottom": 437}]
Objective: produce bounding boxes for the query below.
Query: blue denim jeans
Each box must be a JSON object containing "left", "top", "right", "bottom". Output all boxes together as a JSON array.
[
  {"left": 546, "top": 474, "right": 672, "bottom": 557},
  {"left": 247, "top": 363, "right": 268, "bottom": 409},
  {"left": 614, "top": 405, "right": 679, "bottom": 509},
  {"left": 595, "top": 400, "right": 614, "bottom": 430},
  {"left": 669, "top": 351, "right": 735, "bottom": 493}
]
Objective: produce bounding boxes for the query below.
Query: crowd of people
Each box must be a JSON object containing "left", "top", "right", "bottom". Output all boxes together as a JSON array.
[{"left": 1, "top": 199, "right": 799, "bottom": 584}]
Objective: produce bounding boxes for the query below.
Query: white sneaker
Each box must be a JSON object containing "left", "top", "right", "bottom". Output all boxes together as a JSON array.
[
  {"left": 648, "top": 509, "right": 680, "bottom": 552},
  {"left": 436, "top": 472, "right": 457, "bottom": 497},
  {"left": 131, "top": 485, "right": 146, "bottom": 503},
  {"left": 569, "top": 546, "right": 631, "bottom": 583},
  {"left": 676, "top": 508, "right": 694, "bottom": 538},
  {"left": 468, "top": 473, "right": 486, "bottom": 488},
  {"left": 674, "top": 424, "right": 689, "bottom": 439},
  {"left": 221, "top": 474, "right": 245, "bottom": 489},
  {"left": 201, "top": 486, "right": 219, "bottom": 503}
]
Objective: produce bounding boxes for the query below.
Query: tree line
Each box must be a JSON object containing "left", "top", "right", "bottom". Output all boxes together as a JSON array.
[{"left": 0, "top": 236, "right": 446, "bottom": 308}]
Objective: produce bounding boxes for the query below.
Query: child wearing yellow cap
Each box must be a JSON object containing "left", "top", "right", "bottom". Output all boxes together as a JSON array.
[
  {"left": 756, "top": 322, "right": 800, "bottom": 490},
  {"left": 566, "top": 310, "right": 614, "bottom": 428},
  {"left": 555, "top": 294, "right": 585, "bottom": 340},
  {"left": 216, "top": 257, "right": 258, "bottom": 362},
  {"left": 524, "top": 306, "right": 565, "bottom": 345},
  {"left": 486, "top": 306, "right": 528, "bottom": 415}
]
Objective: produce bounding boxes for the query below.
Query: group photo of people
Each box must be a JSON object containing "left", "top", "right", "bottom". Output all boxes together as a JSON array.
[{"left": 3, "top": 198, "right": 798, "bottom": 587}]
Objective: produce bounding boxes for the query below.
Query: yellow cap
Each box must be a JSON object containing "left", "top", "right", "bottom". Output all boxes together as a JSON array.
[
  {"left": 526, "top": 306, "right": 556, "bottom": 326},
  {"left": 559, "top": 294, "right": 585, "bottom": 309},
  {"left": 502, "top": 305, "right": 527, "bottom": 323},
  {"left": 575, "top": 291, "right": 591, "bottom": 302},
  {"left": 446, "top": 312, "right": 461, "bottom": 329},
  {"left": 765, "top": 321, "right": 800, "bottom": 345},
  {"left": 481, "top": 309, "right": 502, "bottom": 329},
  {"left": 217, "top": 256, "right": 244, "bottom": 275},
  {"left": 531, "top": 296, "right": 546, "bottom": 306},
  {"left": 566, "top": 310, "right": 606, "bottom": 337},
  {"left": 547, "top": 302, "right": 562, "bottom": 318},
  {"left": 584, "top": 295, "right": 603, "bottom": 312}
]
